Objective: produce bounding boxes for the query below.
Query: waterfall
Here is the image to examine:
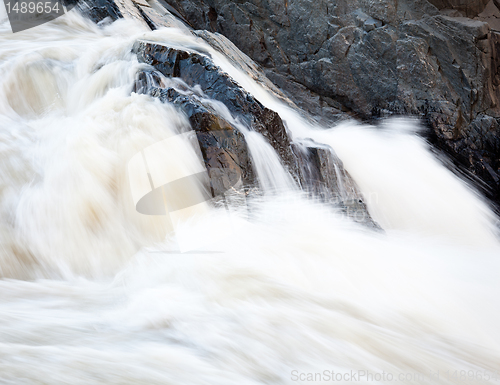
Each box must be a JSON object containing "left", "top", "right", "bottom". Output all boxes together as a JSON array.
[
  {"left": 244, "top": 131, "right": 297, "bottom": 193},
  {"left": 0, "top": 9, "right": 500, "bottom": 384}
]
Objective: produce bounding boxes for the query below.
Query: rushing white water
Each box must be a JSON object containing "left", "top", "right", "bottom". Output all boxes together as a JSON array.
[
  {"left": 1, "top": 10, "right": 500, "bottom": 385},
  {"left": 245, "top": 131, "right": 297, "bottom": 193}
]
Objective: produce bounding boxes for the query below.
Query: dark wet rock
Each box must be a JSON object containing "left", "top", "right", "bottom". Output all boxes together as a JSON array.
[
  {"left": 132, "top": 40, "right": 300, "bottom": 180},
  {"left": 156, "top": 88, "right": 256, "bottom": 197},
  {"left": 133, "top": 66, "right": 379, "bottom": 226},
  {"left": 445, "top": 113, "right": 500, "bottom": 196},
  {"left": 132, "top": 68, "right": 166, "bottom": 93},
  {"left": 134, "top": 70, "right": 256, "bottom": 197},
  {"left": 292, "top": 139, "right": 381, "bottom": 228},
  {"left": 76, "top": 0, "right": 121, "bottom": 23},
  {"left": 77, "top": 0, "right": 149, "bottom": 26},
  {"left": 131, "top": 54, "right": 380, "bottom": 225},
  {"left": 192, "top": 30, "right": 292, "bottom": 105}
]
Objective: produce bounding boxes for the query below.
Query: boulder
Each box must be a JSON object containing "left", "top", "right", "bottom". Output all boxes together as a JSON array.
[
  {"left": 134, "top": 70, "right": 379, "bottom": 226},
  {"left": 292, "top": 139, "right": 380, "bottom": 228},
  {"left": 154, "top": 87, "right": 256, "bottom": 197},
  {"left": 132, "top": 55, "right": 379, "bottom": 226},
  {"left": 134, "top": 70, "right": 256, "bottom": 197},
  {"left": 132, "top": 40, "right": 300, "bottom": 180}
]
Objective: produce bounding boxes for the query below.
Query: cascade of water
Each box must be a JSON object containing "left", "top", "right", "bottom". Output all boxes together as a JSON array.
[
  {"left": 0, "top": 10, "right": 499, "bottom": 384},
  {"left": 244, "top": 130, "right": 297, "bottom": 193}
]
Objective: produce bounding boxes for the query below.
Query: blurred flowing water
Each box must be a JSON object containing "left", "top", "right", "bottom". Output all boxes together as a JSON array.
[{"left": 1, "top": 10, "right": 500, "bottom": 384}]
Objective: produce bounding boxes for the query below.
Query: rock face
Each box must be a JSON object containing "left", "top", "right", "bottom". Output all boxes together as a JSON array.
[
  {"left": 132, "top": 40, "right": 299, "bottom": 180},
  {"left": 133, "top": 69, "right": 255, "bottom": 197},
  {"left": 160, "top": 0, "right": 500, "bottom": 206},
  {"left": 130, "top": 39, "right": 379, "bottom": 226},
  {"left": 292, "top": 140, "right": 380, "bottom": 227},
  {"left": 76, "top": 0, "right": 382, "bottom": 227},
  {"left": 427, "top": 0, "right": 490, "bottom": 17},
  {"left": 158, "top": 87, "right": 256, "bottom": 197}
]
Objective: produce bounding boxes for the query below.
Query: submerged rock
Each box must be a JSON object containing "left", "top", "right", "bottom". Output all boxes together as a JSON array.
[{"left": 292, "top": 139, "right": 380, "bottom": 228}]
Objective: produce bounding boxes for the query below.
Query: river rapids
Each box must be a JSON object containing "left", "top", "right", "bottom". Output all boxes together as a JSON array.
[{"left": 0, "top": 8, "right": 500, "bottom": 385}]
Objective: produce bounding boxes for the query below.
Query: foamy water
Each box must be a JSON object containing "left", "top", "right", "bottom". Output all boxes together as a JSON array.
[{"left": 0, "top": 10, "right": 500, "bottom": 384}]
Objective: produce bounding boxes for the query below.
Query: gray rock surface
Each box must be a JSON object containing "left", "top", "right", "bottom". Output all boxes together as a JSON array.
[
  {"left": 77, "top": 0, "right": 380, "bottom": 225},
  {"left": 157, "top": 0, "right": 500, "bottom": 205},
  {"left": 132, "top": 39, "right": 300, "bottom": 180},
  {"left": 427, "top": 0, "right": 489, "bottom": 17},
  {"left": 292, "top": 139, "right": 380, "bottom": 228},
  {"left": 130, "top": 39, "right": 378, "bottom": 226},
  {"left": 133, "top": 68, "right": 255, "bottom": 198},
  {"left": 156, "top": 87, "right": 255, "bottom": 197}
]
